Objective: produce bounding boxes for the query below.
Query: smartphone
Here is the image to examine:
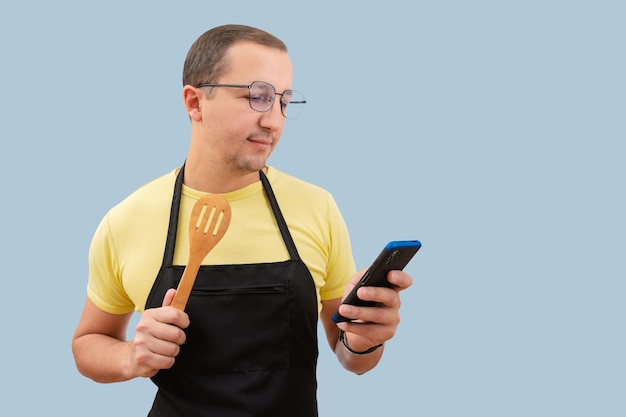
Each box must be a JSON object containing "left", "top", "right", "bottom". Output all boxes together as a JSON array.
[{"left": 331, "top": 240, "right": 422, "bottom": 323}]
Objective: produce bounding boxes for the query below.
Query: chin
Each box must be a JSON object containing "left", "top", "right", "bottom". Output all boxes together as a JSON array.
[{"left": 236, "top": 158, "right": 268, "bottom": 174}]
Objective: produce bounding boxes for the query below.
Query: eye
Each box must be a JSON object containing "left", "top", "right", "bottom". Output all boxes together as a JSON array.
[
  {"left": 280, "top": 91, "right": 293, "bottom": 108},
  {"left": 250, "top": 93, "right": 274, "bottom": 104},
  {"left": 282, "top": 91, "right": 293, "bottom": 101}
]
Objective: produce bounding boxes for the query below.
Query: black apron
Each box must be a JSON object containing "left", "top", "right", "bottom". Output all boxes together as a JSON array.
[{"left": 144, "top": 166, "right": 319, "bottom": 417}]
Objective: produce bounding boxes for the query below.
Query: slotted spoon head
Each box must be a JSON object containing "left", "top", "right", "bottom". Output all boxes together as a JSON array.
[
  {"left": 171, "top": 194, "right": 232, "bottom": 311},
  {"left": 187, "top": 194, "right": 232, "bottom": 256}
]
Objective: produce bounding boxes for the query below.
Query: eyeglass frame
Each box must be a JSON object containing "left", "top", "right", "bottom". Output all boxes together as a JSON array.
[{"left": 197, "top": 81, "right": 306, "bottom": 119}]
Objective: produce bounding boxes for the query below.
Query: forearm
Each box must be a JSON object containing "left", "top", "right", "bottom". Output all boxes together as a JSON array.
[{"left": 72, "top": 334, "right": 135, "bottom": 383}]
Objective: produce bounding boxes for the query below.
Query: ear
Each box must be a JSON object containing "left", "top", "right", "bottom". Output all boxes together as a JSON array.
[{"left": 182, "top": 85, "right": 203, "bottom": 122}]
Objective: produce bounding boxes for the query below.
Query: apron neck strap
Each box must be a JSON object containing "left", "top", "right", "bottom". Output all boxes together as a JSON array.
[
  {"left": 161, "top": 164, "right": 301, "bottom": 267},
  {"left": 260, "top": 169, "right": 300, "bottom": 261},
  {"left": 160, "top": 163, "right": 185, "bottom": 267}
]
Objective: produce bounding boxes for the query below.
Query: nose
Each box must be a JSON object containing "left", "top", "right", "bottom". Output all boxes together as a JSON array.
[{"left": 259, "top": 97, "right": 285, "bottom": 130}]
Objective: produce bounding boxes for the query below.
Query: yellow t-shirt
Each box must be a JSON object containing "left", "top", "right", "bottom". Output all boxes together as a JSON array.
[{"left": 87, "top": 166, "right": 356, "bottom": 314}]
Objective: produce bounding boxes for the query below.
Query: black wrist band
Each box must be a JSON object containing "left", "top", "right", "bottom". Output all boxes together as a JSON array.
[{"left": 339, "top": 330, "right": 383, "bottom": 355}]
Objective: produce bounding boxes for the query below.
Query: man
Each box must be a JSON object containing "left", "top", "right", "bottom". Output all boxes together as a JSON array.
[{"left": 72, "top": 24, "right": 413, "bottom": 417}]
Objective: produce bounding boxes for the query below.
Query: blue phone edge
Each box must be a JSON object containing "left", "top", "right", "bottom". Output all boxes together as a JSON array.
[{"left": 384, "top": 239, "right": 422, "bottom": 251}]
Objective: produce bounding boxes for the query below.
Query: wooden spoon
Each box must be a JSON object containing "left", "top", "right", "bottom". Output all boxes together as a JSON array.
[{"left": 171, "top": 194, "right": 232, "bottom": 311}]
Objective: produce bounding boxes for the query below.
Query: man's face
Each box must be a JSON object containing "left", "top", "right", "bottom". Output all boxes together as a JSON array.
[{"left": 197, "top": 42, "right": 294, "bottom": 175}]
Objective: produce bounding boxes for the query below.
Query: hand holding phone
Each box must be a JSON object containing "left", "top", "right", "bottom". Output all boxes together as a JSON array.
[{"left": 332, "top": 240, "right": 421, "bottom": 323}]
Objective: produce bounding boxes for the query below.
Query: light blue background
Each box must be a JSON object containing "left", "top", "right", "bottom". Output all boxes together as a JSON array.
[{"left": 1, "top": 1, "right": 624, "bottom": 416}]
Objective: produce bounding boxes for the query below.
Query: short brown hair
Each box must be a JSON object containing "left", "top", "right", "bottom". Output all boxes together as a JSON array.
[{"left": 182, "top": 24, "right": 288, "bottom": 87}]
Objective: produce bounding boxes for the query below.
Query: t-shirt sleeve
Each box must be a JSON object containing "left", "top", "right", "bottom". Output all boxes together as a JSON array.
[
  {"left": 319, "top": 196, "right": 356, "bottom": 301},
  {"left": 86, "top": 213, "right": 135, "bottom": 314}
]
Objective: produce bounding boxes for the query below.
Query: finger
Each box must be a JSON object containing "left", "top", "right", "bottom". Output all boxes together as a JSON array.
[
  {"left": 133, "top": 342, "right": 178, "bottom": 375},
  {"left": 341, "top": 268, "right": 368, "bottom": 299},
  {"left": 149, "top": 320, "right": 188, "bottom": 346},
  {"left": 357, "top": 286, "right": 401, "bottom": 309},
  {"left": 387, "top": 270, "right": 413, "bottom": 289},
  {"left": 339, "top": 303, "right": 398, "bottom": 327},
  {"left": 147, "top": 334, "right": 184, "bottom": 358},
  {"left": 162, "top": 288, "right": 177, "bottom": 307},
  {"left": 338, "top": 321, "right": 392, "bottom": 347},
  {"left": 352, "top": 267, "right": 368, "bottom": 284},
  {"left": 151, "top": 289, "right": 190, "bottom": 329}
]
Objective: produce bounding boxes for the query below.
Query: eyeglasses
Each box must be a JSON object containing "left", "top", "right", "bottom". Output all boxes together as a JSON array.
[{"left": 197, "top": 81, "right": 306, "bottom": 119}]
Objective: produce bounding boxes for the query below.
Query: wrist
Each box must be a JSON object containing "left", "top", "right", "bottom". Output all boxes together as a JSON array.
[{"left": 339, "top": 330, "right": 383, "bottom": 355}]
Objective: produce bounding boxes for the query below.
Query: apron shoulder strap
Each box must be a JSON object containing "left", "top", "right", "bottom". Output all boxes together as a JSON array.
[
  {"left": 162, "top": 165, "right": 301, "bottom": 266},
  {"left": 259, "top": 170, "right": 301, "bottom": 261},
  {"left": 161, "top": 163, "right": 185, "bottom": 267}
]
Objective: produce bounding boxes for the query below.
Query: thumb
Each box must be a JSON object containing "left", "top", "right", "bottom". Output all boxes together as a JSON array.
[{"left": 162, "top": 288, "right": 177, "bottom": 307}]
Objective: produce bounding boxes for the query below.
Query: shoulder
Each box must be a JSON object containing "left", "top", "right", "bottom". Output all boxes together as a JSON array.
[
  {"left": 267, "top": 167, "right": 335, "bottom": 203},
  {"left": 265, "top": 167, "right": 346, "bottom": 229},
  {"left": 106, "top": 169, "right": 177, "bottom": 228}
]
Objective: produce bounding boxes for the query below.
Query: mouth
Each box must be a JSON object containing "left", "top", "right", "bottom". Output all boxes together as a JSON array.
[
  {"left": 248, "top": 135, "right": 273, "bottom": 145},
  {"left": 247, "top": 135, "right": 273, "bottom": 150}
]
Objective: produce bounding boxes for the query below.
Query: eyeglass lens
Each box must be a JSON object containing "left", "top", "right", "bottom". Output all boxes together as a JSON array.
[{"left": 249, "top": 81, "right": 305, "bottom": 119}]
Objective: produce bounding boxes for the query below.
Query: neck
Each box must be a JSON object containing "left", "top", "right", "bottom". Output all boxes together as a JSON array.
[{"left": 183, "top": 158, "right": 266, "bottom": 193}]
